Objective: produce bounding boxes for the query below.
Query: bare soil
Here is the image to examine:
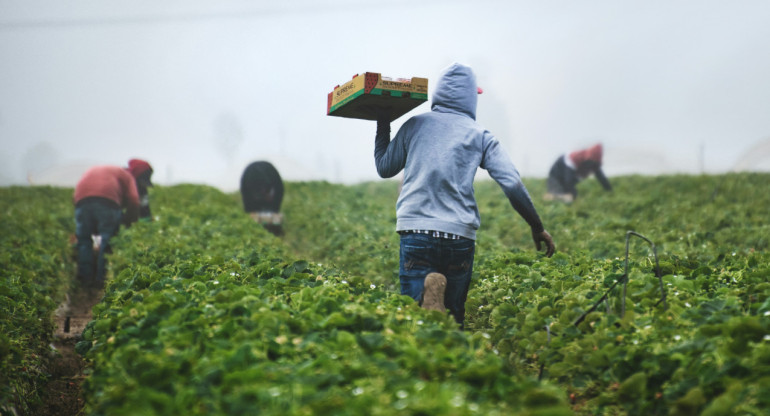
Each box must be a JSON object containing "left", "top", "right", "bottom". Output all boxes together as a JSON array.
[{"left": 30, "top": 286, "right": 103, "bottom": 416}]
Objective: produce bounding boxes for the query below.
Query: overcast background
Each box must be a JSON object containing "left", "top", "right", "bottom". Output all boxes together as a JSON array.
[{"left": 1, "top": 0, "right": 769, "bottom": 192}]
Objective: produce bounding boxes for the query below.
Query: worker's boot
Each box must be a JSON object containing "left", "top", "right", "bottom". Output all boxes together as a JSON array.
[{"left": 421, "top": 273, "right": 447, "bottom": 312}]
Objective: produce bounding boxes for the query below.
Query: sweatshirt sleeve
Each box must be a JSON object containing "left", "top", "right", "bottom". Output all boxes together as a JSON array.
[
  {"left": 507, "top": 184, "right": 545, "bottom": 233},
  {"left": 374, "top": 119, "right": 407, "bottom": 178},
  {"left": 595, "top": 168, "right": 613, "bottom": 191},
  {"left": 481, "top": 136, "right": 545, "bottom": 233}
]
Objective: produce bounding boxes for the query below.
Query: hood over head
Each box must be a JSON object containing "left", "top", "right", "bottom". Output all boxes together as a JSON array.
[
  {"left": 431, "top": 63, "right": 479, "bottom": 120},
  {"left": 569, "top": 143, "right": 603, "bottom": 166}
]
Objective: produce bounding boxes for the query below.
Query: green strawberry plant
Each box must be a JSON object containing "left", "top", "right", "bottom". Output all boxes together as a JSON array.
[
  {"left": 75, "top": 184, "right": 570, "bottom": 415},
  {"left": 0, "top": 186, "right": 75, "bottom": 414},
  {"left": 2, "top": 172, "right": 769, "bottom": 415}
]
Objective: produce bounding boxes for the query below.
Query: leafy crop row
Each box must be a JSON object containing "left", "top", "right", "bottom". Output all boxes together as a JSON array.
[
  {"left": 464, "top": 174, "right": 769, "bottom": 413},
  {"left": 0, "top": 187, "right": 74, "bottom": 414},
  {"left": 281, "top": 173, "right": 770, "bottom": 414},
  {"left": 3, "top": 173, "right": 768, "bottom": 415},
  {"left": 76, "top": 184, "right": 570, "bottom": 415},
  {"left": 280, "top": 181, "right": 401, "bottom": 291}
]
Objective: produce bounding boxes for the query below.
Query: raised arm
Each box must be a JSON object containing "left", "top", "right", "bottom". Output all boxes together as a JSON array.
[{"left": 373, "top": 118, "right": 407, "bottom": 178}]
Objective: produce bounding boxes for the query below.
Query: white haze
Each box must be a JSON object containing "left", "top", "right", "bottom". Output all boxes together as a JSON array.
[{"left": 1, "top": 0, "right": 769, "bottom": 192}]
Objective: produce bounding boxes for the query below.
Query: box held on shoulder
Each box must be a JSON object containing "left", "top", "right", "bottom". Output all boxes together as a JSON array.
[{"left": 327, "top": 72, "right": 428, "bottom": 122}]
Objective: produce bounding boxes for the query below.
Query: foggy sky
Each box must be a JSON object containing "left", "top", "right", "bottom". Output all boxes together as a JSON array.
[{"left": 1, "top": 0, "right": 769, "bottom": 191}]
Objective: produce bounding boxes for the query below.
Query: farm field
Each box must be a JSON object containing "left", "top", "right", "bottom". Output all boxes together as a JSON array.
[{"left": 1, "top": 173, "right": 769, "bottom": 415}]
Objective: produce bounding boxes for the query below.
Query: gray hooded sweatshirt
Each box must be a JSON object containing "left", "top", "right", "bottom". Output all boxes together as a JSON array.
[{"left": 374, "top": 63, "right": 543, "bottom": 240}]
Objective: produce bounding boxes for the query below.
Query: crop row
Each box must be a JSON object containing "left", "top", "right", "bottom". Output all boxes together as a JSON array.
[
  {"left": 282, "top": 173, "right": 770, "bottom": 414},
  {"left": 2, "top": 173, "right": 768, "bottom": 415},
  {"left": 77, "top": 184, "right": 570, "bottom": 415},
  {"left": 1, "top": 187, "right": 74, "bottom": 414}
]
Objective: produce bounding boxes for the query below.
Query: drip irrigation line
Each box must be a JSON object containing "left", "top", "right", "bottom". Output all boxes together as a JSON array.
[
  {"left": 622, "top": 231, "right": 666, "bottom": 316},
  {"left": 536, "top": 231, "right": 668, "bottom": 380}
]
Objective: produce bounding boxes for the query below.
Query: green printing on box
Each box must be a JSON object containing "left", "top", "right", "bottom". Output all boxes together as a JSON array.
[{"left": 327, "top": 72, "right": 428, "bottom": 122}]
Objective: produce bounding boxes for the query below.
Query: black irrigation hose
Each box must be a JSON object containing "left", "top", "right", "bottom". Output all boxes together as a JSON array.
[
  {"left": 572, "top": 277, "right": 624, "bottom": 327},
  {"left": 622, "top": 231, "right": 667, "bottom": 317},
  {"left": 573, "top": 231, "right": 667, "bottom": 327},
  {"left": 537, "top": 324, "right": 553, "bottom": 381},
  {"left": 539, "top": 231, "right": 668, "bottom": 380}
]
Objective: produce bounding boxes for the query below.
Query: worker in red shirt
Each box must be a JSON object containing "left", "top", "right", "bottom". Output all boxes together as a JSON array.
[
  {"left": 73, "top": 159, "right": 152, "bottom": 288},
  {"left": 545, "top": 143, "right": 612, "bottom": 203}
]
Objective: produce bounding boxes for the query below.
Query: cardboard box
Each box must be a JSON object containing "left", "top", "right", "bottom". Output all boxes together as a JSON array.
[{"left": 327, "top": 72, "right": 428, "bottom": 122}]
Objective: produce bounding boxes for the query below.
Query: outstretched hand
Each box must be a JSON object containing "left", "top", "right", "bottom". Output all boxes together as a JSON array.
[{"left": 532, "top": 229, "right": 555, "bottom": 257}]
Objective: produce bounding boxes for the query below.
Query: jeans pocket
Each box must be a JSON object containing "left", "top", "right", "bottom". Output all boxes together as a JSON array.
[{"left": 400, "top": 235, "right": 436, "bottom": 277}]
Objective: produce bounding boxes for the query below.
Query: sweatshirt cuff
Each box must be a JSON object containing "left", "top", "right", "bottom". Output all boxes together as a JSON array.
[
  {"left": 530, "top": 222, "right": 545, "bottom": 234},
  {"left": 376, "top": 119, "right": 390, "bottom": 134}
]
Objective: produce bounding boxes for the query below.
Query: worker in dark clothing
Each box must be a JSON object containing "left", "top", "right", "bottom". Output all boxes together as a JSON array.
[
  {"left": 546, "top": 143, "right": 612, "bottom": 203},
  {"left": 240, "top": 161, "right": 284, "bottom": 236},
  {"left": 127, "top": 159, "right": 154, "bottom": 221},
  {"left": 73, "top": 160, "right": 150, "bottom": 288}
]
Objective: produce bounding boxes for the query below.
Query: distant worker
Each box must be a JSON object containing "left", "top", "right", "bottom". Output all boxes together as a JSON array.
[
  {"left": 240, "top": 161, "right": 284, "bottom": 236},
  {"left": 73, "top": 159, "right": 153, "bottom": 288},
  {"left": 372, "top": 62, "right": 555, "bottom": 329},
  {"left": 127, "top": 158, "right": 154, "bottom": 221},
  {"left": 545, "top": 143, "right": 612, "bottom": 203}
]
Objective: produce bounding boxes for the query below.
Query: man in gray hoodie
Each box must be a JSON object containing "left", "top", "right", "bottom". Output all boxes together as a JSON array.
[{"left": 374, "top": 62, "right": 555, "bottom": 328}]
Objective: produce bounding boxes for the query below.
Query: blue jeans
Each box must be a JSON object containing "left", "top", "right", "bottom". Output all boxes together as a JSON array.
[
  {"left": 75, "top": 198, "right": 122, "bottom": 287},
  {"left": 399, "top": 233, "right": 475, "bottom": 327}
]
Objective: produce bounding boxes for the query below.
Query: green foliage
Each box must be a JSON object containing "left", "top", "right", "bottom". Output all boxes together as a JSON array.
[
  {"left": 281, "top": 180, "right": 401, "bottom": 291},
  {"left": 0, "top": 186, "right": 74, "bottom": 414},
  {"left": 3, "top": 173, "right": 770, "bottom": 415},
  {"left": 468, "top": 173, "right": 770, "bottom": 415},
  {"left": 76, "top": 183, "right": 568, "bottom": 415}
]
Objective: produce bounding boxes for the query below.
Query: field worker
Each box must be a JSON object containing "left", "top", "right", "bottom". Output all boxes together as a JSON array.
[
  {"left": 545, "top": 143, "right": 612, "bottom": 203},
  {"left": 73, "top": 160, "right": 148, "bottom": 288},
  {"left": 240, "top": 161, "right": 285, "bottom": 236},
  {"left": 372, "top": 62, "right": 555, "bottom": 329},
  {"left": 127, "top": 158, "right": 154, "bottom": 221}
]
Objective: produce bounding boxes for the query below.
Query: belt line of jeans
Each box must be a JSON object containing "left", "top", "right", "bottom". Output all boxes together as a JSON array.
[{"left": 398, "top": 230, "right": 463, "bottom": 240}]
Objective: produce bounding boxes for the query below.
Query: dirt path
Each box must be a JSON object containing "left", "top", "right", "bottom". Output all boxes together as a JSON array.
[{"left": 31, "top": 287, "right": 103, "bottom": 416}]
